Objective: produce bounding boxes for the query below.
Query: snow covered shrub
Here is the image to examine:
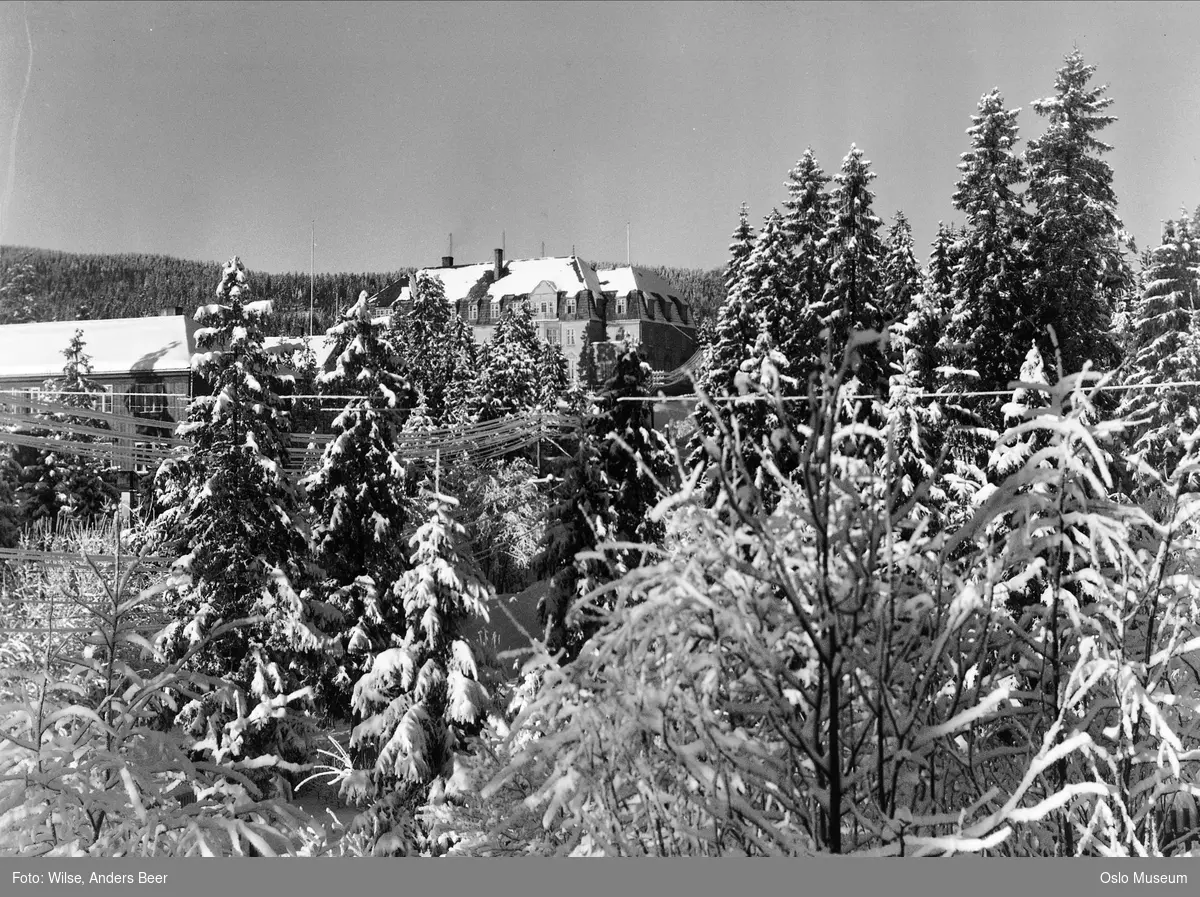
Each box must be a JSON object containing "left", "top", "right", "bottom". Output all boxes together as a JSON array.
[
  {"left": 442, "top": 455, "right": 546, "bottom": 594},
  {"left": 340, "top": 485, "right": 493, "bottom": 854},
  {"left": 965, "top": 361, "right": 1200, "bottom": 856},
  {"left": 481, "top": 338, "right": 1197, "bottom": 856},
  {"left": 0, "top": 538, "right": 323, "bottom": 856}
]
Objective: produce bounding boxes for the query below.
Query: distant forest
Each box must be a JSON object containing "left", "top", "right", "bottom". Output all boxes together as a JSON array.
[{"left": 0, "top": 246, "right": 727, "bottom": 337}]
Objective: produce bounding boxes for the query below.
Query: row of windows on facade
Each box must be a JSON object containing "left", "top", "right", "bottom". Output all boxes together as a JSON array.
[
  {"left": 2, "top": 384, "right": 175, "bottom": 418},
  {"left": 394, "top": 291, "right": 691, "bottom": 327}
]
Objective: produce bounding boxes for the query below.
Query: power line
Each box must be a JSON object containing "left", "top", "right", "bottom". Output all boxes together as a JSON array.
[{"left": 617, "top": 377, "right": 1200, "bottom": 403}]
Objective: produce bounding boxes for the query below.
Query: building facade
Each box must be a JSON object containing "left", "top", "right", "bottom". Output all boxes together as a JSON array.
[
  {"left": 0, "top": 313, "right": 197, "bottom": 457},
  {"left": 387, "top": 249, "right": 697, "bottom": 383}
]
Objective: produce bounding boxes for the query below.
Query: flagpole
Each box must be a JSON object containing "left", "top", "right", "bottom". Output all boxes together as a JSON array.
[{"left": 308, "top": 219, "right": 315, "bottom": 337}]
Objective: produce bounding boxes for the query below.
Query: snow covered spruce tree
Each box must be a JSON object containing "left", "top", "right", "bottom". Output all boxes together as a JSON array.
[
  {"left": 1025, "top": 50, "right": 1134, "bottom": 376},
  {"left": 14, "top": 329, "right": 117, "bottom": 528},
  {"left": 815, "top": 145, "right": 888, "bottom": 396},
  {"left": 692, "top": 207, "right": 762, "bottom": 422},
  {"left": 880, "top": 211, "right": 925, "bottom": 374},
  {"left": 463, "top": 305, "right": 548, "bottom": 422},
  {"left": 0, "top": 448, "right": 18, "bottom": 547},
  {"left": 154, "top": 258, "right": 329, "bottom": 743},
  {"left": 1116, "top": 217, "right": 1200, "bottom": 479},
  {"left": 880, "top": 211, "right": 923, "bottom": 326},
  {"left": 902, "top": 223, "right": 960, "bottom": 393},
  {"left": 303, "top": 290, "right": 415, "bottom": 711},
  {"left": 690, "top": 209, "right": 806, "bottom": 506},
  {"left": 941, "top": 89, "right": 1036, "bottom": 404},
  {"left": 392, "top": 272, "right": 477, "bottom": 424},
  {"left": 782, "top": 149, "right": 832, "bottom": 328},
  {"left": 539, "top": 342, "right": 673, "bottom": 658},
  {"left": 347, "top": 480, "right": 492, "bottom": 852}
]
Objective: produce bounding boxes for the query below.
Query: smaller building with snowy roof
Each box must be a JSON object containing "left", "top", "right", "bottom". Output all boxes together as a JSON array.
[{"left": 0, "top": 310, "right": 198, "bottom": 421}]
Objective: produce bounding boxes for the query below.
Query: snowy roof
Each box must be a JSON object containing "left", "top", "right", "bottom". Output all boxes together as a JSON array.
[
  {"left": 0, "top": 315, "right": 197, "bottom": 380},
  {"left": 264, "top": 333, "right": 340, "bottom": 369},
  {"left": 597, "top": 266, "right": 684, "bottom": 303},
  {"left": 487, "top": 257, "right": 606, "bottom": 299},
  {"left": 432, "top": 263, "right": 497, "bottom": 301},
  {"left": 402, "top": 256, "right": 607, "bottom": 306}
]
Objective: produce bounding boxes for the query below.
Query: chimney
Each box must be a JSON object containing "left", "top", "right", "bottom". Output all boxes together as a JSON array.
[
  {"left": 494, "top": 247, "right": 504, "bottom": 279},
  {"left": 159, "top": 305, "right": 184, "bottom": 317},
  {"left": 441, "top": 256, "right": 454, "bottom": 268}
]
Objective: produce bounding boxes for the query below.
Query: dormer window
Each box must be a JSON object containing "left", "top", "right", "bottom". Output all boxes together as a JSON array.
[
  {"left": 566, "top": 298, "right": 576, "bottom": 317},
  {"left": 469, "top": 301, "right": 478, "bottom": 322},
  {"left": 616, "top": 296, "right": 627, "bottom": 316}
]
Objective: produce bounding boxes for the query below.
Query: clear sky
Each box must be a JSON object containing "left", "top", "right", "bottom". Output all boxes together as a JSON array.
[{"left": 0, "top": 1, "right": 1197, "bottom": 275}]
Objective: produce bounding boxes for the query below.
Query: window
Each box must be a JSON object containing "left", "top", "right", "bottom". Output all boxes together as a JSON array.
[
  {"left": 100, "top": 385, "right": 114, "bottom": 415},
  {"left": 469, "top": 301, "right": 478, "bottom": 321},
  {"left": 18, "top": 386, "right": 40, "bottom": 415},
  {"left": 566, "top": 329, "right": 575, "bottom": 346},
  {"left": 616, "top": 297, "right": 627, "bottom": 316},
  {"left": 540, "top": 301, "right": 548, "bottom": 316},
  {"left": 566, "top": 299, "right": 576, "bottom": 317}
]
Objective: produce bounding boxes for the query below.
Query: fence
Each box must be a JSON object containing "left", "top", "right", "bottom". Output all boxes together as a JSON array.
[{"left": 0, "top": 390, "right": 582, "bottom": 480}]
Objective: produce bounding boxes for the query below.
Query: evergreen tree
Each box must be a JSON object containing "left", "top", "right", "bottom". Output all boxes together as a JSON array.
[
  {"left": 744, "top": 209, "right": 810, "bottom": 384},
  {"left": 14, "top": 330, "right": 117, "bottom": 526},
  {"left": 391, "top": 272, "right": 471, "bottom": 423},
  {"left": 899, "top": 223, "right": 959, "bottom": 393},
  {"left": 690, "top": 211, "right": 791, "bottom": 499},
  {"left": 578, "top": 333, "right": 599, "bottom": 390},
  {"left": 782, "top": 148, "right": 832, "bottom": 312},
  {"left": 1025, "top": 50, "right": 1134, "bottom": 375},
  {"left": 816, "top": 144, "right": 887, "bottom": 392},
  {"left": 303, "top": 291, "right": 414, "bottom": 709},
  {"left": 349, "top": 485, "right": 491, "bottom": 843},
  {"left": 1117, "top": 218, "right": 1200, "bottom": 476},
  {"left": 540, "top": 343, "right": 672, "bottom": 658},
  {"left": 0, "top": 448, "right": 17, "bottom": 548},
  {"left": 464, "top": 307, "right": 545, "bottom": 422},
  {"left": 724, "top": 202, "right": 756, "bottom": 292},
  {"left": 154, "top": 258, "right": 326, "bottom": 694},
  {"left": 942, "top": 89, "right": 1036, "bottom": 400},
  {"left": 881, "top": 211, "right": 923, "bottom": 324},
  {"left": 536, "top": 341, "right": 570, "bottom": 407},
  {"left": 926, "top": 221, "right": 961, "bottom": 300}
]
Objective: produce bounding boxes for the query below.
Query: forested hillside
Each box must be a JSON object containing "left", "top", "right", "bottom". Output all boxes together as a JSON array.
[
  {"left": 0, "top": 246, "right": 727, "bottom": 336},
  {"left": 0, "top": 245, "right": 413, "bottom": 335}
]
